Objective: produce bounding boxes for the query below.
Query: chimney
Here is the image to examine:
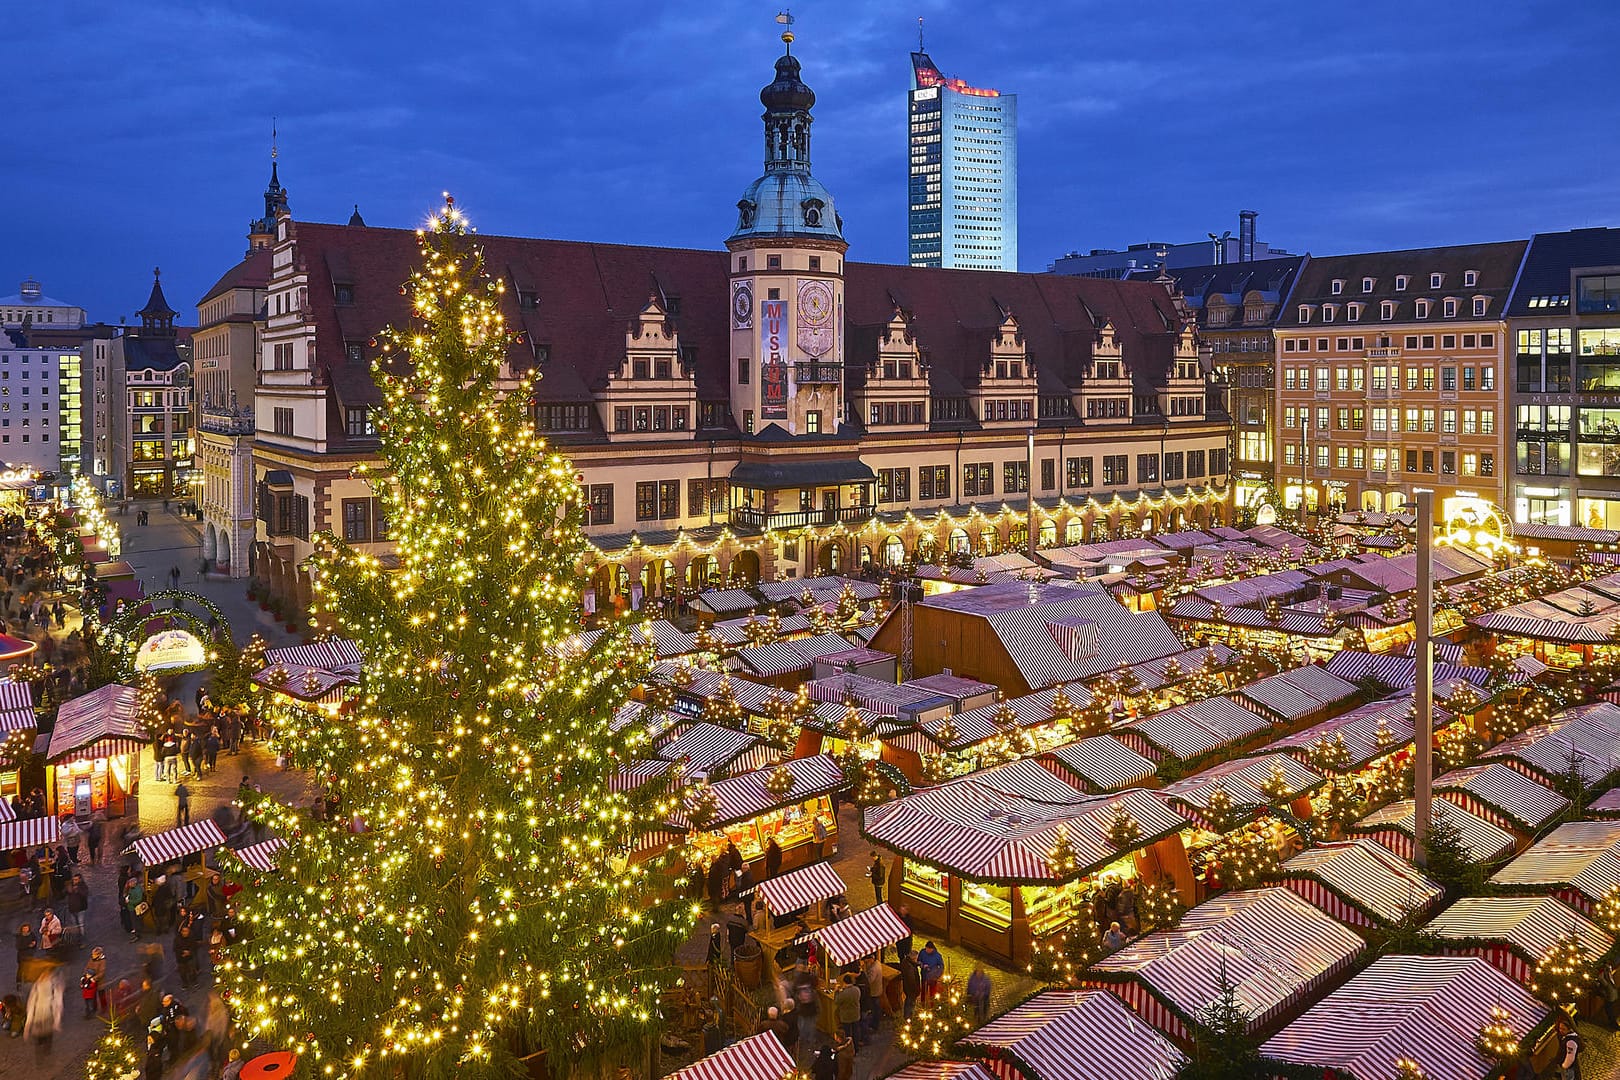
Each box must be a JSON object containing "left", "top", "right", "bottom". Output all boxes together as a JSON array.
[{"left": 1239, "top": 210, "right": 1258, "bottom": 263}]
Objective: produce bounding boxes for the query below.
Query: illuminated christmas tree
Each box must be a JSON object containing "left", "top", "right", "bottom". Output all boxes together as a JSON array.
[
  {"left": 1531, "top": 931, "right": 1594, "bottom": 1012},
  {"left": 1047, "top": 685, "right": 1077, "bottom": 727},
  {"left": 897, "top": 974, "right": 977, "bottom": 1058},
  {"left": 1045, "top": 823, "right": 1079, "bottom": 878},
  {"left": 1026, "top": 919, "right": 1101, "bottom": 986},
  {"left": 1106, "top": 801, "right": 1142, "bottom": 848},
  {"left": 1204, "top": 782, "right": 1237, "bottom": 834},
  {"left": 1212, "top": 828, "right": 1280, "bottom": 890},
  {"left": 1137, "top": 877, "right": 1184, "bottom": 933},
  {"left": 708, "top": 673, "right": 746, "bottom": 727},
  {"left": 1392, "top": 1058, "right": 1427, "bottom": 1080},
  {"left": 1595, "top": 883, "right": 1620, "bottom": 936},
  {"left": 1476, "top": 1005, "right": 1520, "bottom": 1062},
  {"left": 226, "top": 203, "right": 693, "bottom": 1077},
  {"left": 84, "top": 1022, "right": 142, "bottom": 1080}
]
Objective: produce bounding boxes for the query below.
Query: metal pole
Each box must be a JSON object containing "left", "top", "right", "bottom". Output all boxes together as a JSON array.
[
  {"left": 1413, "top": 489, "right": 1435, "bottom": 867},
  {"left": 1027, "top": 428, "right": 1037, "bottom": 561}
]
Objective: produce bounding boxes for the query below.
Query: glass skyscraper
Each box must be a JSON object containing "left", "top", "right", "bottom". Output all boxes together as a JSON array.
[{"left": 908, "top": 52, "right": 1017, "bottom": 272}]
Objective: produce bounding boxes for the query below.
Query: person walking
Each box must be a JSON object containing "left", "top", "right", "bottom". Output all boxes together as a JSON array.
[
  {"left": 168, "top": 566, "right": 180, "bottom": 589},
  {"left": 868, "top": 852, "right": 886, "bottom": 906},
  {"left": 65, "top": 875, "right": 88, "bottom": 934},
  {"left": 174, "top": 782, "right": 190, "bottom": 827},
  {"left": 13, "top": 922, "right": 35, "bottom": 989},
  {"left": 85, "top": 815, "right": 104, "bottom": 866},
  {"left": 204, "top": 730, "right": 220, "bottom": 774},
  {"left": 917, "top": 941, "right": 944, "bottom": 1004},
  {"left": 966, "top": 965, "right": 992, "bottom": 1023},
  {"left": 36, "top": 910, "right": 62, "bottom": 955},
  {"left": 23, "top": 966, "right": 61, "bottom": 1063},
  {"left": 833, "top": 974, "right": 862, "bottom": 1049},
  {"left": 85, "top": 947, "right": 107, "bottom": 1016}
]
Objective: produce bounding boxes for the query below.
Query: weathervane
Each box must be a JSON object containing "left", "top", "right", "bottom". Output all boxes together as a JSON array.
[
  {"left": 776, "top": 9, "right": 794, "bottom": 50},
  {"left": 271, "top": 116, "right": 278, "bottom": 160}
]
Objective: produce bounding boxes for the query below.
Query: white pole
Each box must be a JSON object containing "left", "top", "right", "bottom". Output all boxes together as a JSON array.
[
  {"left": 1027, "top": 429, "right": 1037, "bottom": 562},
  {"left": 1413, "top": 490, "right": 1435, "bottom": 867}
]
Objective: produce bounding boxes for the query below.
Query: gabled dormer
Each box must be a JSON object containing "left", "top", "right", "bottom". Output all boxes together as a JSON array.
[
  {"left": 857, "top": 306, "right": 930, "bottom": 431},
  {"left": 1162, "top": 316, "right": 1207, "bottom": 421},
  {"left": 972, "top": 309, "right": 1036, "bottom": 425},
  {"left": 1079, "top": 317, "right": 1131, "bottom": 424},
  {"left": 599, "top": 294, "right": 698, "bottom": 440}
]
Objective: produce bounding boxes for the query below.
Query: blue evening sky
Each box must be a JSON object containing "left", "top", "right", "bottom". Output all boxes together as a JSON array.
[{"left": 6, "top": 0, "right": 1618, "bottom": 322}]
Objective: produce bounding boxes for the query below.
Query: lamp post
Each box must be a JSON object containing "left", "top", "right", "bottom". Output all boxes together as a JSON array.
[{"left": 1410, "top": 490, "right": 1435, "bottom": 866}]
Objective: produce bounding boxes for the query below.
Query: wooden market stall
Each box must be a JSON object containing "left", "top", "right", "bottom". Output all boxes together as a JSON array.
[
  {"left": 664, "top": 1030, "right": 793, "bottom": 1080},
  {"left": 1433, "top": 762, "right": 1570, "bottom": 841},
  {"left": 803, "top": 902, "right": 911, "bottom": 1034},
  {"left": 127, "top": 819, "right": 229, "bottom": 920},
  {"left": 1480, "top": 701, "right": 1620, "bottom": 790},
  {"left": 1489, "top": 820, "right": 1620, "bottom": 915},
  {"left": 957, "top": 989, "right": 1186, "bottom": 1080},
  {"left": 668, "top": 754, "right": 845, "bottom": 877},
  {"left": 1038, "top": 736, "right": 1158, "bottom": 794},
  {"left": 44, "top": 683, "right": 145, "bottom": 819},
  {"left": 862, "top": 771, "right": 1193, "bottom": 966},
  {"left": 1348, "top": 797, "right": 1518, "bottom": 864},
  {"left": 1113, "top": 697, "right": 1273, "bottom": 767},
  {"left": 744, "top": 859, "right": 851, "bottom": 984},
  {"left": 1259, "top": 956, "right": 1555, "bottom": 1080},
  {"left": 1085, "top": 887, "right": 1364, "bottom": 1043},
  {"left": 0, "top": 814, "right": 59, "bottom": 880},
  {"left": 1272, "top": 839, "right": 1442, "bottom": 931},
  {"left": 0, "top": 678, "right": 36, "bottom": 804},
  {"left": 1426, "top": 895, "right": 1616, "bottom": 986}
]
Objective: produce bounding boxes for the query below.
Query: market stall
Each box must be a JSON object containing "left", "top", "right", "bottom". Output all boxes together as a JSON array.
[
  {"left": 1426, "top": 895, "right": 1616, "bottom": 985},
  {"left": 1348, "top": 798, "right": 1517, "bottom": 865},
  {"left": 667, "top": 754, "right": 845, "bottom": 877},
  {"left": 863, "top": 774, "right": 1192, "bottom": 966},
  {"left": 1588, "top": 788, "right": 1620, "bottom": 818},
  {"left": 956, "top": 989, "right": 1186, "bottom": 1080},
  {"left": 0, "top": 815, "right": 59, "bottom": 879},
  {"left": 1113, "top": 698, "right": 1273, "bottom": 765},
  {"left": 128, "top": 819, "right": 228, "bottom": 917},
  {"left": 0, "top": 679, "right": 35, "bottom": 804},
  {"left": 1480, "top": 701, "right": 1620, "bottom": 790},
  {"left": 1085, "top": 886, "right": 1364, "bottom": 1042},
  {"left": 1273, "top": 839, "right": 1442, "bottom": 930},
  {"left": 1434, "top": 762, "right": 1570, "bottom": 840},
  {"left": 665, "top": 1030, "right": 794, "bottom": 1080},
  {"left": 1160, "top": 754, "right": 1324, "bottom": 833},
  {"left": 805, "top": 902, "right": 910, "bottom": 1035},
  {"left": 1259, "top": 956, "right": 1554, "bottom": 1080},
  {"left": 1039, "top": 736, "right": 1158, "bottom": 794},
  {"left": 229, "top": 837, "right": 287, "bottom": 875},
  {"left": 1489, "top": 820, "right": 1620, "bottom": 915},
  {"left": 44, "top": 682, "right": 145, "bottom": 818}
]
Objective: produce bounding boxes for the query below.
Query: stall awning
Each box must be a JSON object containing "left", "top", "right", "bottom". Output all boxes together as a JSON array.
[
  {"left": 0, "top": 677, "right": 34, "bottom": 734},
  {"left": 755, "top": 860, "right": 847, "bottom": 915},
  {"left": 730, "top": 458, "right": 877, "bottom": 489},
  {"left": 0, "top": 816, "right": 59, "bottom": 851},
  {"left": 229, "top": 837, "right": 286, "bottom": 874},
  {"left": 814, "top": 902, "right": 911, "bottom": 967},
  {"left": 668, "top": 754, "right": 846, "bottom": 830},
  {"left": 132, "top": 820, "right": 226, "bottom": 867},
  {"left": 957, "top": 989, "right": 1185, "bottom": 1080},
  {"left": 48, "top": 683, "right": 146, "bottom": 764},
  {"left": 667, "top": 1031, "right": 794, "bottom": 1080}
]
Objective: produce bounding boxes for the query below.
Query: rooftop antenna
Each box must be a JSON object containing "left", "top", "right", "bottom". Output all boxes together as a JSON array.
[
  {"left": 776, "top": 9, "right": 794, "bottom": 51},
  {"left": 271, "top": 116, "right": 278, "bottom": 160},
  {"left": 918, "top": 16, "right": 924, "bottom": 51}
]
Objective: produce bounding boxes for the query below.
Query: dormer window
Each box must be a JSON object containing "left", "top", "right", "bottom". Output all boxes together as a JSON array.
[
  {"left": 1322, "top": 304, "right": 1337, "bottom": 323},
  {"left": 1347, "top": 303, "right": 1363, "bottom": 322},
  {"left": 1443, "top": 298, "right": 1458, "bottom": 318},
  {"left": 1362, "top": 277, "right": 1375, "bottom": 293},
  {"left": 1381, "top": 301, "right": 1397, "bottom": 321},
  {"left": 1430, "top": 273, "right": 1444, "bottom": 289},
  {"left": 517, "top": 290, "right": 538, "bottom": 311},
  {"left": 1416, "top": 299, "right": 1431, "bottom": 319},
  {"left": 334, "top": 284, "right": 354, "bottom": 305},
  {"left": 1299, "top": 305, "right": 1312, "bottom": 324},
  {"left": 1331, "top": 280, "right": 1345, "bottom": 295},
  {"left": 1472, "top": 297, "right": 1488, "bottom": 317},
  {"left": 1395, "top": 275, "right": 1409, "bottom": 291},
  {"left": 665, "top": 295, "right": 681, "bottom": 316},
  {"left": 1464, "top": 270, "right": 1478, "bottom": 287}
]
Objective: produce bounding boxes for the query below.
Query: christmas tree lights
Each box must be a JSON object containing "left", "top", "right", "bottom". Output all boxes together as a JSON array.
[
  {"left": 1476, "top": 1004, "right": 1519, "bottom": 1061},
  {"left": 84, "top": 1022, "right": 142, "bottom": 1080},
  {"left": 1531, "top": 931, "right": 1593, "bottom": 1012},
  {"left": 225, "top": 202, "right": 694, "bottom": 1078},
  {"left": 896, "top": 974, "right": 976, "bottom": 1057},
  {"left": 1106, "top": 801, "right": 1142, "bottom": 849}
]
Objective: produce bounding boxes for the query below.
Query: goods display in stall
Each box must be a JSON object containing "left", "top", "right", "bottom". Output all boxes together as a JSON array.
[
  {"left": 44, "top": 682, "right": 146, "bottom": 818},
  {"left": 668, "top": 754, "right": 845, "bottom": 876}
]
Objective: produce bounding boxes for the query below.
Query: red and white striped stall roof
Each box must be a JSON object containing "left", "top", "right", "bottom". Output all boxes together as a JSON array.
[
  {"left": 957, "top": 989, "right": 1185, "bottom": 1080},
  {"left": 667, "top": 754, "right": 845, "bottom": 830},
  {"left": 262, "top": 638, "right": 363, "bottom": 674},
  {"left": 1260, "top": 955, "right": 1548, "bottom": 1080},
  {"left": 1122, "top": 698, "right": 1271, "bottom": 760},
  {"left": 1349, "top": 798, "right": 1516, "bottom": 864},
  {"left": 1041, "top": 736, "right": 1157, "bottom": 793},
  {"left": 1089, "top": 887, "right": 1363, "bottom": 1036},
  {"left": 0, "top": 815, "right": 59, "bottom": 851},
  {"left": 0, "top": 678, "right": 35, "bottom": 733},
  {"left": 1489, "top": 820, "right": 1620, "bottom": 911},
  {"left": 1481, "top": 700, "right": 1620, "bottom": 786},
  {"left": 48, "top": 683, "right": 147, "bottom": 763},
  {"left": 1590, "top": 786, "right": 1620, "bottom": 817},
  {"left": 1259, "top": 696, "right": 1415, "bottom": 771},
  {"left": 885, "top": 1064, "right": 996, "bottom": 1080},
  {"left": 1434, "top": 762, "right": 1570, "bottom": 833},
  {"left": 1161, "top": 754, "right": 1324, "bottom": 821},
  {"left": 0, "top": 800, "right": 13, "bottom": 823},
  {"left": 813, "top": 903, "right": 911, "bottom": 967},
  {"left": 229, "top": 838, "right": 287, "bottom": 874},
  {"left": 862, "top": 781, "right": 1186, "bottom": 883},
  {"left": 131, "top": 819, "right": 227, "bottom": 868},
  {"left": 1426, "top": 896, "right": 1614, "bottom": 985},
  {"left": 1277, "top": 839, "right": 1442, "bottom": 928},
  {"left": 755, "top": 861, "right": 848, "bottom": 915},
  {"left": 666, "top": 1031, "right": 795, "bottom": 1080}
]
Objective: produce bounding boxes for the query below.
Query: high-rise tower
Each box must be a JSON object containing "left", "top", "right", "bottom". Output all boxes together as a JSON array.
[{"left": 908, "top": 50, "right": 1017, "bottom": 271}]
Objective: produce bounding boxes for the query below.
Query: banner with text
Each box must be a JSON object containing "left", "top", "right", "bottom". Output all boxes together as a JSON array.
[{"left": 760, "top": 299, "right": 789, "bottom": 420}]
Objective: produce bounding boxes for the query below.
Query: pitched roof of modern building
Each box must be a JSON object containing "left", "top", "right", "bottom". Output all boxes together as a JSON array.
[
  {"left": 1275, "top": 240, "right": 1527, "bottom": 327},
  {"left": 272, "top": 219, "right": 1191, "bottom": 447},
  {"left": 1506, "top": 227, "right": 1620, "bottom": 318}
]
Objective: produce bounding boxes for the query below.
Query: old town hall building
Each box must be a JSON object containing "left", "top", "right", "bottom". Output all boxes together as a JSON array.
[{"left": 246, "top": 42, "right": 1231, "bottom": 608}]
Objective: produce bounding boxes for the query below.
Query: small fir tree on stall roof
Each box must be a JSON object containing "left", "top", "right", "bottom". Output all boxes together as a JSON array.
[
  {"left": 1212, "top": 828, "right": 1280, "bottom": 890},
  {"left": 933, "top": 717, "right": 960, "bottom": 748},
  {"left": 1594, "top": 883, "right": 1620, "bottom": 937},
  {"left": 1048, "top": 685, "right": 1077, "bottom": 727},
  {"left": 1422, "top": 803, "right": 1484, "bottom": 896},
  {"left": 1316, "top": 777, "right": 1362, "bottom": 833},
  {"left": 761, "top": 691, "right": 798, "bottom": 748},
  {"left": 1392, "top": 1058, "right": 1428, "bottom": 1080},
  {"left": 1259, "top": 761, "right": 1293, "bottom": 801},
  {"left": 1204, "top": 782, "right": 1237, "bottom": 835},
  {"left": 835, "top": 583, "right": 861, "bottom": 624},
  {"left": 1476, "top": 1005, "right": 1520, "bottom": 1063},
  {"left": 1106, "top": 801, "right": 1142, "bottom": 849},
  {"left": 1532, "top": 931, "right": 1595, "bottom": 1013},
  {"left": 1554, "top": 745, "right": 1591, "bottom": 816},
  {"left": 228, "top": 203, "right": 694, "bottom": 1078},
  {"left": 764, "top": 763, "right": 796, "bottom": 799},
  {"left": 1179, "top": 962, "right": 1261, "bottom": 1080},
  {"left": 1436, "top": 724, "right": 1487, "bottom": 772},
  {"left": 1378, "top": 904, "right": 1440, "bottom": 957},
  {"left": 992, "top": 693, "right": 1019, "bottom": 733},
  {"left": 708, "top": 673, "right": 745, "bottom": 727},
  {"left": 1307, "top": 732, "right": 1352, "bottom": 774},
  {"left": 1026, "top": 919, "right": 1102, "bottom": 986},
  {"left": 1264, "top": 597, "right": 1283, "bottom": 624},
  {"left": 691, "top": 621, "right": 720, "bottom": 657},
  {"left": 1046, "top": 823, "right": 1080, "bottom": 878},
  {"left": 685, "top": 780, "right": 720, "bottom": 831},
  {"left": 1137, "top": 877, "right": 1185, "bottom": 933}
]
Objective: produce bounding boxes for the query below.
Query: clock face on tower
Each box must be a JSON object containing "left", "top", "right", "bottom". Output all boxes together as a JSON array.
[{"left": 732, "top": 282, "right": 754, "bottom": 329}]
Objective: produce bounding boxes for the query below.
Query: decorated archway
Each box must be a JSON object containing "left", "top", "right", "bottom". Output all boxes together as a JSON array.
[
  {"left": 882, "top": 535, "right": 905, "bottom": 567},
  {"left": 688, "top": 555, "right": 717, "bottom": 589},
  {"left": 102, "top": 589, "right": 233, "bottom": 681},
  {"left": 731, "top": 549, "right": 761, "bottom": 586},
  {"left": 947, "top": 528, "right": 970, "bottom": 555},
  {"left": 815, "top": 539, "right": 844, "bottom": 575}
]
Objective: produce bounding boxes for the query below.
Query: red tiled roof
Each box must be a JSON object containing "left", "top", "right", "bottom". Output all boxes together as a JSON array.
[{"left": 281, "top": 220, "right": 1188, "bottom": 450}]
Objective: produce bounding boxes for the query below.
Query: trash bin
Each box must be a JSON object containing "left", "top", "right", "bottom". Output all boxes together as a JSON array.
[{"left": 734, "top": 941, "right": 763, "bottom": 989}]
